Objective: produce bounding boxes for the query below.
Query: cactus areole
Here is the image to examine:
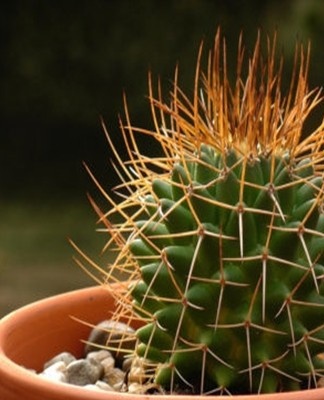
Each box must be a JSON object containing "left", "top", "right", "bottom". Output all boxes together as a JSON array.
[{"left": 83, "top": 31, "right": 324, "bottom": 395}]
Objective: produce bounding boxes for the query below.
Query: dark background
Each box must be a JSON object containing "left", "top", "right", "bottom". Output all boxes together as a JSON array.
[{"left": 1, "top": 0, "right": 324, "bottom": 315}]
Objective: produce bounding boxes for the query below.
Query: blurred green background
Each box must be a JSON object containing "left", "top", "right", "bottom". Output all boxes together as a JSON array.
[{"left": 1, "top": 0, "right": 324, "bottom": 316}]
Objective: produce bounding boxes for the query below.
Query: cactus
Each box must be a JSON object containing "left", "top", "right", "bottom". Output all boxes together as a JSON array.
[{"left": 79, "top": 31, "right": 324, "bottom": 395}]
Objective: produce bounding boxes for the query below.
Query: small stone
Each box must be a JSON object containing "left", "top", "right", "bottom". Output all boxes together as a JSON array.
[
  {"left": 128, "top": 366, "right": 146, "bottom": 384},
  {"left": 83, "top": 384, "right": 102, "bottom": 392},
  {"left": 66, "top": 359, "right": 103, "bottom": 386},
  {"left": 85, "top": 320, "right": 136, "bottom": 367},
  {"left": 128, "top": 357, "right": 148, "bottom": 384},
  {"left": 103, "top": 367, "right": 125, "bottom": 391},
  {"left": 44, "top": 352, "right": 76, "bottom": 369},
  {"left": 100, "top": 355, "right": 115, "bottom": 375},
  {"left": 122, "top": 357, "right": 133, "bottom": 372},
  {"left": 40, "top": 361, "right": 67, "bottom": 383},
  {"left": 95, "top": 380, "right": 115, "bottom": 391},
  {"left": 86, "top": 349, "right": 112, "bottom": 364},
  {"left": 83, "top": 381, "right": 114, "bottom": 392},
  {"left": 127, "top": 382, "right": 148, "bottom": 394}
]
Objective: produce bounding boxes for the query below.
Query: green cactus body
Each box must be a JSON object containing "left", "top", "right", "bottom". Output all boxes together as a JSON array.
[
  {"left": 129, "top": 147, "right": 324, "bottom": 394},
  {"left": 79, "top": 30, "right": 324, "bottom": 395}
]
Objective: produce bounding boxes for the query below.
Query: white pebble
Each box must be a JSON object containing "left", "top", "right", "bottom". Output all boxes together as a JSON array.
[
  {"left": 86, "top": 349, "right": 112, "bottom": 363},
  {"left": 40, "top": 361, "right": 67, "bottom": 383},
  {"left": 127, "top": 382, "right": 148, "bottom": 394},
  {"left": 84, "top": 380, "right": 115, "bottom": 392},
  {"left": 95, "top": 380, "right": 115, "bottom": 391},
  {"left": 83, "top": 384, "right": 102, "bottom": 392},
  {"left": 128, "top": 357, "right": 148, "bottom": 384},
  {"left": 103, "top": 367, "right": 125, "bottom": 391},
  {"left": 44, "top": 352, "right": 76, "bottom": 369}
]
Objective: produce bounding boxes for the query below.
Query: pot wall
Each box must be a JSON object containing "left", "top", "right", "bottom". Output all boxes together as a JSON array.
[
  {"left": 1, "top": 285, "right": 324, "bottom": 400},
  {"left": 0, "top": 285, "right": 119, "bottom": 400}
]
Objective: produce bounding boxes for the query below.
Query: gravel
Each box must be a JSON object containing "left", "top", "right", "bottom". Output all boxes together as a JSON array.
[{"left": 35, "top": 319, "right": 162, "bottom": 394}]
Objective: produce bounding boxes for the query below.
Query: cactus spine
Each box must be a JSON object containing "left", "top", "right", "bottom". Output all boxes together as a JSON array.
[{"left": 80, "top": 31, "right": 324, "bottom": 395}]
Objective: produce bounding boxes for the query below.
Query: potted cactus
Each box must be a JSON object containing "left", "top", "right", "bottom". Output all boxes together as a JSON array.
[
  {"left": 81, "top": 29, "right": 324, "bottom": 396},
  {"left": 2, "top": 29, "right": 324, "bottom": 399}
]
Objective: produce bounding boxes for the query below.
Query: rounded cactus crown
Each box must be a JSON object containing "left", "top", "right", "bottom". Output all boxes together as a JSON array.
[{"left": 74, "top": 30, "right": 324, "bottom": 395}]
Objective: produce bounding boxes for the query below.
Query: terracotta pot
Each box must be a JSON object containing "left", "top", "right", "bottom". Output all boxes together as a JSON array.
[{"left": 1, "top": 285, "right": 324, "bottom": 400}]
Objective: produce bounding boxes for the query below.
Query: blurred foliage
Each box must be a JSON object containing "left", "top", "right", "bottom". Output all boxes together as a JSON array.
[
  {"left": 1, "top": 0, "right": 324, "bottom": 313},
  {"left": 0, "top": 200, "right": 108, "bottom": 315},
  {"left": 1, "top": 0, "right": 324, "bottom": 202}
]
